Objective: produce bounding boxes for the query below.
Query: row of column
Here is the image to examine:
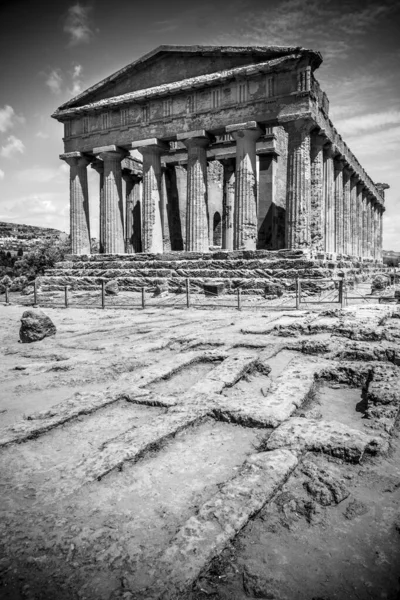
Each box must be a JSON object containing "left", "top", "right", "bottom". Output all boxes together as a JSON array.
[
  {"left": 289, "top": 121, "right": 384, "bottom": 259},
  {"left": 61, "top": 120, "right": 384, "bottom": 259}
]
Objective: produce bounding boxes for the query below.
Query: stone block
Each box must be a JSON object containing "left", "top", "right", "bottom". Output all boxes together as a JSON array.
[{"left": 203, "top": 282, "right": 225, "bottom": 296}]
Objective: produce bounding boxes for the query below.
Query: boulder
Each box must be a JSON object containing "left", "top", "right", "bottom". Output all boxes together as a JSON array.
[
  {"left": 264, "top": 282, "right": 283, "bottom": 298},
  {"left": 153, "top": 283, "right": 169, "bottom": 298},
  {"left": 19, "top": 309, "right": 57, "bottom": 343},
  {"left": 372, "top": 275, "right": 389, "bottom": 291},
  {"left": 203, "top": 282, "right": 225, "bottom": 297},
  {"left": 105, "top": 280, "right": 119, "bottom": 295}
]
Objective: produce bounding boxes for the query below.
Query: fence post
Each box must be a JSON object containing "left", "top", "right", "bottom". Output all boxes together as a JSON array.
[
  {"left": 142, "top": 287, "right": 146, "bottom": 309},
  {"left": 295, "top": 278, "right": 300, "bottom": 309},
  {"left": 186, "top": 278, "right": 190, "bottom": 308},
  {"left": 101, "top": 281, "right": 105, "bottom": 309},
  {"left": 5, "top": 286, "right": 9, "bottom": 305},
  {"left": 339, "top": 278, "right": 344, "bottom": 308},
  {"left": 237, "top": 287, "right": 242, "bottom": 311},
  {"left": 64, "top": 286, "right": 69, "bottom": 309},
  {"left": 33, "top": 280, "right": 38, "bottom": 307}
]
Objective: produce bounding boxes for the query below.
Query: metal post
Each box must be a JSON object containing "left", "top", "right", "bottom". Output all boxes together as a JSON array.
[
  {"left": 142, "top": 287, "right": 146, "bottom": 309},
  {"left": 295, "top": 278, "right": 300, "bottom": 309},
  {"left": 64, "top": 286, "right": 69, "bottom": 308},
  {"left": 339, "top": 278, "right": 344, "bottom": 308},
  {"left": 237, "top": 287, "right": 242, "bottom": 311},
  {"left": 186, "top": 278, "right": 190, "bottom": 308},
  {"left": 101, "top": 281, "right": 105, "bottom": 309},
  {"left": 33, "top": 280, "right": 38, "bottom": 307}
]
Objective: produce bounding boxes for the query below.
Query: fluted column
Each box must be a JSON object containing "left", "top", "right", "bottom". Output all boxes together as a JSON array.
[
  {"left": 122, "top": 171, "right": 140, "bottom": 254},
  {"left": 137, "top": 141, "right": 168, "bottom": 254},
  {"left": 324, "top": 144, "right": 336, "bottom": 253},
  {"left": 378, "top": 208, "right": 383, "bottom": 261},
  {"left": 366, "top": 195, "right": 372, "bottom": 258},
  {"left": 226, "top": 121, "right": 262, "bottom": 250},
  {"left": 91, "top": 159, "right": 105, "bottom": 253},
  {"left": 282, "top": 119, "right": 313, "bottom": 249},
  {"left": 177, "top": 131, "right": 210, "bottom": 252},
  {"left": 61, "top": 152, "right": 91, "bottom": 255},
  {"left": 342, "top": 167, "right": 352, "bottom": 255},
  {"left": 221, "top": 158, "right": 235, "bottom": 251},
  {"left": 161, "top": 166, "right": 171, "bottom": 252},
  {"left": 356, "top": 182, "right": 364, "bottom": 257},
  {"left": 361, "top": 190, "right": 368, "bottom": 258},
  {"left": 334, "top": 158, "right": 344, "bottom": 254},
  {"left": 94, "top": 146, "right": 127, "bottom": 254},
  {"left": 350, "top": 175, "right": 358, "bottom": 256},
  {"left": 310, "top": 131, "right": 326, "bottom": 252}
]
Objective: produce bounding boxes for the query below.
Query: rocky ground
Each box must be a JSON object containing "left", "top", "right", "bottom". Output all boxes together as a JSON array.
[{"left": 0, "top": 297, "right": 400, "bottom": 600}]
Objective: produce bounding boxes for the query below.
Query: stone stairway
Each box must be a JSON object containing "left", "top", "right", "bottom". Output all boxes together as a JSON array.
[{"left": 39, "top": 250, "right": 380, "bottom": 296}]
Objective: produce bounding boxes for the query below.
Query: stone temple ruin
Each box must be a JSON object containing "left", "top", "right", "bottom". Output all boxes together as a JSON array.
[{"left": 43, "top": 45, "right": 389, "bottom": 294}]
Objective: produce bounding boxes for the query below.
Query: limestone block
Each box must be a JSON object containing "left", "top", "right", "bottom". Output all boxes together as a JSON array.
[
  {"left": 19, "top": 310, "right": 57, "bottom": 344},
  {"left": 267, "top": 417, "right": 385, "bottom": 462}
]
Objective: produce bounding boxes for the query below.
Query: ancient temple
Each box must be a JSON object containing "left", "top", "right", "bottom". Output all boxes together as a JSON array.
[{"left": 53, "top": 45, "right": 387, "bottom": 261}]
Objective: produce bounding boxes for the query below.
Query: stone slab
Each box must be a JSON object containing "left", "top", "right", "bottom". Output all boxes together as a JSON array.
[
  {"left": 267, "top": 417, "right": 386, "bottom": 462},
  {"left": 139, "top": 449, "right": 298, "bottom": 599}
]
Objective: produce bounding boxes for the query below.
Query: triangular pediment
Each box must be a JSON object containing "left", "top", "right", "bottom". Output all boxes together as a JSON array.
[{"left": 58, "top": 45, "right": 321, "bottom": 110}]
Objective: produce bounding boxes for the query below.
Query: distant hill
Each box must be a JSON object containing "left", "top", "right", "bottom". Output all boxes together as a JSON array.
[
  {"left": 383, "top": 250, "right": 400, "bottom": 266},
  {"left": 0, "top": 222, "right": 68, "bottom": 254}
]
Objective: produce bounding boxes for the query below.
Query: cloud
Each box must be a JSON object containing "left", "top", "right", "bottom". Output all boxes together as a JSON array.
[
  {"left": 67, "top": 63, "right": 84, "bottom": 96},
  {"left": 64, "top": 3, "right": 95, "bottom": 46},
  {"left": 336, "top": 110, "right": 400, "bottom": 136},
  {"left": 220, "top": 0, "right": 400, "bottom": 63},
  {"left": 0, "top": 135, "right": 25, "bottom": 159},
  {"left": 16, "top": 165, "right": 69, "bottom": 184},
  {"left": 36, "top": 131, "right": 50, "bottom": 139},
  {"left": 0, "top": 169, "right": 4, "bottom": 180},
  {"left": 46, "top": 69, "right": 63, "bottom": 94},
  {"left": 0, "top": 105, "right": 25, "bottom": 133},
  {"left": 0, "top": 193, "right": 69, "bottom": 229}
]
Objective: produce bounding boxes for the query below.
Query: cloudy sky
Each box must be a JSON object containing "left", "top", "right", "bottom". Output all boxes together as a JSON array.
[{"left": 0, "top": 0, "right": 399, "bottom": 249}]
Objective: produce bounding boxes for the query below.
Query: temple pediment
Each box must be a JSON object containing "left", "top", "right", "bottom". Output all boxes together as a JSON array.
[{"left": 59, "top": 45, "right": 321, "bottom": 110}]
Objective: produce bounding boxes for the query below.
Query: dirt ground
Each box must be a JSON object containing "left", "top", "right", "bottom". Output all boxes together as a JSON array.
[{"left": 0, "top": 299, "right": 399, "bottom": 600}]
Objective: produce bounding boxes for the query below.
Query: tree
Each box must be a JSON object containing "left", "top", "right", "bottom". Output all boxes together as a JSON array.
[{"left": 17, "top": 247, "right": 24, "bottom": 257}]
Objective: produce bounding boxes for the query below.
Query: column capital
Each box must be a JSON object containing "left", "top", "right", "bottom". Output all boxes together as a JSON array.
[
  {"left": 225, "top": 121, "right": 262, "bottom": 134},
  {"left": 280, "top": 118, "right": 315, "bottom": 136},
  {"left": 131, "top": 138, "right": 169, "bottom": 153},
  {"left": 324, "top": 142, "right": 339, "bottom": 159},
  {"left": 91, "top": 158, "right": 104, "bottom": 174},
  {"left": 311, "top": 129, "right": 327, "bottom": 150},
  {"left": 177, "top": 129, "right": 212, "bottom": 141},
  {"left": 93, "top": 145, "right": 128, "bottom": 161},
  {"left": 334, "top": 156, "right": 346, "bottom": 172},
  {"left": 60, "top": 151, "right": 91, "bottom": 168}
]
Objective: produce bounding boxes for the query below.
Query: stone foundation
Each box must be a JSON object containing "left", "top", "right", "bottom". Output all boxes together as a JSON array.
[{"left": 40, "top": 250, "right": 383, "bottom": 295}]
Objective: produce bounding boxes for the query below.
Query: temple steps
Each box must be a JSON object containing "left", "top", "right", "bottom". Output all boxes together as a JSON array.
[{"left": 39, "top": 249, "right": 381, "bottom": 296}]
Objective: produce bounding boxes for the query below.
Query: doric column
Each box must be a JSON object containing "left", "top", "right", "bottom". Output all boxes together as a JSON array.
[
  {"left": 220, "top": 158, "right": 235, "bottom": 251},
  {"left": 378, "top": 208, "right": 383, "bottom": 261},
  {"left": 342, "top": 167, "right": 352, "bottom": 255},
  {"left": 60, "top": 152, "right": 91, "bottom": 255},
  {"left": 91, "top": 159, "right": 105, "bottom": 253},
  {"left": 350, "top": 175, "right": 358, "bottom": 256},
  {"left": 361, "top": 189, "right": 368, "bottom": 258},
  {"left": 356, "top": 182, "right": 364, "bottom": 257},
  {"left": 366, "top": 194, "right": 372, "bottom": 257},
  {"left": 134, "top": 139, "right": 168, "bottom": 254},
  {"left": 226, "top": 121, "right": 262, "bottom": 250},
  {"left": 333, "top": 158, "right": 344, "bottom": 254},
  {"left": 323, "top": 144, "right": 336, "bottom": 253},
  {"left": 310, "top": 131, "right": 326, "bottom": 252},
  {"left": 161, "top": 165, "right": 171, "bottom": 252},
  {"left": 122, "top": 171, "right": 140, "bottom": 254},
  {"left": 93, "top": 145, "right": 127, "bottom": 254},
  {"left": 281, "top": 119, "right": 312, "bottom": 249},
  {"left": 177, "top": 130, "right": 210, "bottom": 252}
]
